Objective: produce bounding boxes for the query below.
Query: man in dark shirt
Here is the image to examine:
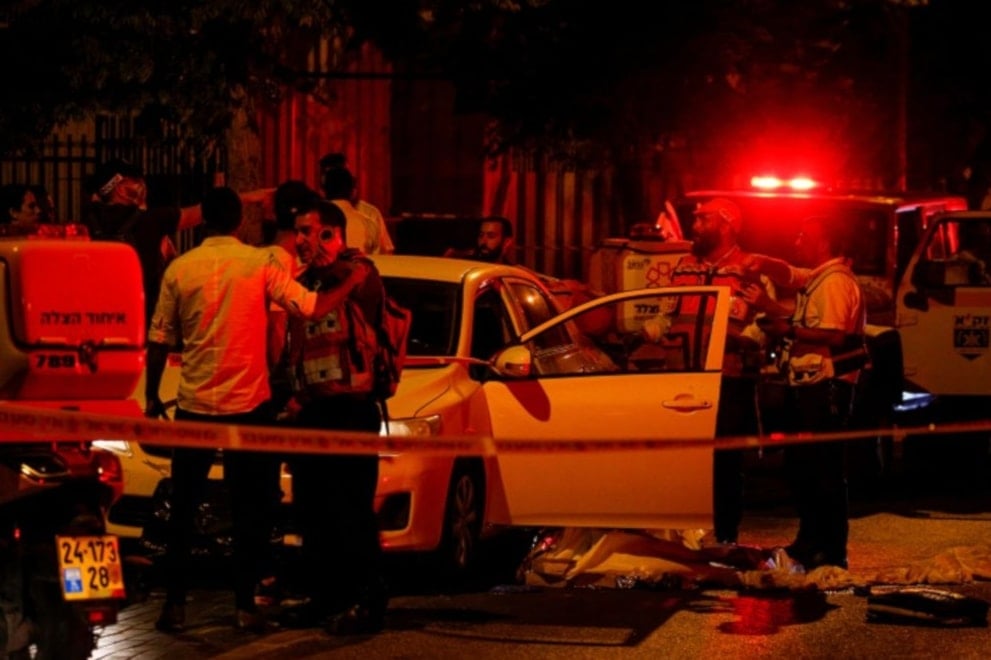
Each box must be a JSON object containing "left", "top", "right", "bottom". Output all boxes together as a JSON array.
[
  {"left": 81, "top": 159, "right": 271, "bottom": 327},
  {"left": 81, "top": 160, "right": 192, "bottom": 326}
]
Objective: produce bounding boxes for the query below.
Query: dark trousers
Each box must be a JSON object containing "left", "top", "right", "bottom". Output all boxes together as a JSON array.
[
  {"left": 288, "top": 396, "right": 384, "bottom": 613},
  {"left": 164, "top": 405, "right": 282, "bottom": 612},
  {"left": 772, "top": 380, "right": 854, "bottom": 564},
  {"left": 713, "top": 376, "right": 759, "bottom": 543}
]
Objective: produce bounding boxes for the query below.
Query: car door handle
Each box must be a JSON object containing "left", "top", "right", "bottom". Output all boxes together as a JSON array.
[
  {"left": 896, "top": 311, "right": 918, "bottom": 327},
  {"left": 662, "top": 396, "right": 713, "bottom": 412}
]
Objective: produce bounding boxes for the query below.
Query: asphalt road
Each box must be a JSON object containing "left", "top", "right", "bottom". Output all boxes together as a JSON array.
[{"left": 94, "top": 435, "right": 991, "bottom": 659}]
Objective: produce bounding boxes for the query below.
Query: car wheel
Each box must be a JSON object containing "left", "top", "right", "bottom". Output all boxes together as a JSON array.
[{"left": 437, "top": 460, "right": 484, "bottom": 578}]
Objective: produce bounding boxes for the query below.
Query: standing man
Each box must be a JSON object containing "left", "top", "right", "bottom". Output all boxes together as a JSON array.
[
  {"left": 662, "top": 198, "right": 772, "bottom": 545},
  {"left": 82, "top": 159, "right": 197, "bottom": 327},
  {"left": 320, "top": 161, "right": 387, "bottom": 255},
  {"left": 265, "top": 180, "right": 322, "bottom": 415},
  {"left": 319, "top": 152, "right": 395, "bottom": 254},
  {"left": 145, "top": 187, "right": 366, "bottom": 633},
  {"left": 279, "top": 200, "right": 389, "bottom": 636},
  {"left": 747, "top": 215, "right": 867, "bottom": 570},
  {"left": 81, "top": 158, "right": 273, "bottom": 327}
]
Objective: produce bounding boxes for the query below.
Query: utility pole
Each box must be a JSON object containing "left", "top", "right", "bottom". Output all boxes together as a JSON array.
[{"left": 896, "top": 7, "right": 908, "bottom": 192}]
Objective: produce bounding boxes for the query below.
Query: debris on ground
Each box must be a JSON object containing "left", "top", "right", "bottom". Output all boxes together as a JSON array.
[{"left": 519, "top": 528, "right": 991, "bottom": 593}]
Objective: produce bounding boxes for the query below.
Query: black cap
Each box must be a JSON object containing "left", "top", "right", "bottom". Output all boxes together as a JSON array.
[
  {"left": 319, "top": 152, "right": 347, "bottom": 172},
  {"left": 274, "top": 180, "right": 321, "bottom": 230}
]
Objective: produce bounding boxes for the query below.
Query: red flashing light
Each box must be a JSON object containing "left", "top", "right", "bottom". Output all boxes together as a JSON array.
[{"left": 750, "top": 175, "right": 820, "bottom": 192}]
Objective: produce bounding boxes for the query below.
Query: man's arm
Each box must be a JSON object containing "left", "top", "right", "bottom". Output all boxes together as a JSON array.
[
  {"left": 177, "top": 188, "right": 277, "bottom": 232},
  {"left": 269, "top": 255, "right": 370, "bottom": 320},
  {"left": 145, "top": 341, "right": 170, "bottom": 418},
  {"left": 310, "top": 263, "right": 368, "bottom": 318},
  {"left": 743, "top": 254, "right": 810, "bottom": 288},
  {"left": 759, "top": 317, "right": 847, "bottom": 347}
]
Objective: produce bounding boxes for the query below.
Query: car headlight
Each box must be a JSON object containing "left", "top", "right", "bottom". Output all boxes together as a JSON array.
[
  {"left": 380, "top": 414, "right": 441, "bottom": 437},
  {"left": 91, "top": 440, "right": 133, "bottom": 457}
]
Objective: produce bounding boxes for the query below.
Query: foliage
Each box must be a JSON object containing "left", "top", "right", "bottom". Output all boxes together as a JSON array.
[
  {"left": 0, "top": 0, "right": 354, "bottom": 156},
  {"left": 349, "top": 0, "right": 918, "bottom": 178},
  {"left": 0, "top": 0, "right": 954, "bottom": 184}
]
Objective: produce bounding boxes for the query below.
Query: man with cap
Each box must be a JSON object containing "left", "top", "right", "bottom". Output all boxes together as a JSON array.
[
  {"left": 744, "top": 215, "right": 867, "bottom": 570},
  {"left": 81, "top": 158, "right": 271, "bottom": 328},
  {"left": 664, "top": 197, "right": 775, "bottom": 545}
]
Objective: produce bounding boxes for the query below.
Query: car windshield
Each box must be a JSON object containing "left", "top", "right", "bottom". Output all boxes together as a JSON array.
[{"left": 382, "top": 276, "right": 461, "bottom": 356}]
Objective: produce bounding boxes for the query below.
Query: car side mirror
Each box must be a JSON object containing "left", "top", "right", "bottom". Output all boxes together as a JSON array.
[{"left": 491, "top": 344, "right": 532, "bottom": 378}]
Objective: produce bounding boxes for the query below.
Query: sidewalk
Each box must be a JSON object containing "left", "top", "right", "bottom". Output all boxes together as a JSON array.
[{"left": 92, "top": 589, "right": 255, "bottom": 660}]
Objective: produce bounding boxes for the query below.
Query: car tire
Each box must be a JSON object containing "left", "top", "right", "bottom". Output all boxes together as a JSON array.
[{"left": 435, "top": 460, "right": 485, "bottom": 580}]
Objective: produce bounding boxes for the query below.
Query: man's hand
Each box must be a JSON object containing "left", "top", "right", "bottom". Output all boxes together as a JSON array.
[
  {"left": 739, "top": 283, "right": 772, "bottom": 311},
  {"left": 740, "top": 253, "right": 766, "bottom": 274},
  {"left": 145, "top": 395, "right": 169, "bottom": 420}
]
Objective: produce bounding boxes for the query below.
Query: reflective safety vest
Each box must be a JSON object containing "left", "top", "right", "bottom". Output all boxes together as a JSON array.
[
  {"left": 300, "top": 299, "right": 378, "bottom": 398},
  {"left": 669, "top": 247, "right": 766, "bottom": 376}
]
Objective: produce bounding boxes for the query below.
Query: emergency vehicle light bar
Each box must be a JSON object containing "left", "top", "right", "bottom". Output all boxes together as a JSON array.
[
  {"left": 750, "top": 175, "right": 819, "bottom": 192},
  {"left": 0, "top": 223, "right": 89, "bottom": 239}
]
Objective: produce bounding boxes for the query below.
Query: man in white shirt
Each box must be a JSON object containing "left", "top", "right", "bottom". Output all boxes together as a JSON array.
[
  {"left": 319, "top": 153, "right": 394, "bottom": 254},
  {"left": 746, "top": 215, "right": 867, "bottom": 571}
]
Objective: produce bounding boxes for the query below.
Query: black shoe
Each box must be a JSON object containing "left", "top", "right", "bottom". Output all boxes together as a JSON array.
[
  {"left": 278, "top": 599, "right": 332, "bottom": 629},
  {"left": 784, "top": 544, "right": 848, "bottom": 571},
  {"left": 325, "top": 599, "right": 387, "bottom": 636},
  {"left": 236, "top": 608, "right": 270, "bottom": 633},
  {"left": 803, "top": 551, "right": 848, "bottom": 571},
  {"left": 155, "top": 603, "right": 186, "bottom": 634}
]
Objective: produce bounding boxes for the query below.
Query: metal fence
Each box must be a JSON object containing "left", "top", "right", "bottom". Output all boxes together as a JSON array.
[{"left": 0, "top": 116, "right": 226, "bottom": 227}]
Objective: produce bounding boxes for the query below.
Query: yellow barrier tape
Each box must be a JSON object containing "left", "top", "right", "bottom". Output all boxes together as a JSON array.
[
  {"left": 0, "top": 402, "right": 486, "bottom": 456},
  {"left": 0, "top": 401, "right": 989, "bottom": 456}
]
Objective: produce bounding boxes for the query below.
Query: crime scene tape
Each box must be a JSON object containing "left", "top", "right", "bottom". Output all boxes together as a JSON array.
[
  {"left": 0, "top": 402, "right": 490, "bottom": 456},
  {"left": 1, "top": 401, "right": 990, "bottom": 456}
]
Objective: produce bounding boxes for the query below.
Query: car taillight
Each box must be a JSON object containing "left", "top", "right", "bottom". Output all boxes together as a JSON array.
[{"left": 93, "top": 449, "right": 124, "bottom": 504}]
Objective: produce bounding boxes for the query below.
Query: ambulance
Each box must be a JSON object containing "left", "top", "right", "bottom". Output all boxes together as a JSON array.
[{"left": 589, "top": 176, "right": 988, "bottom": 420}]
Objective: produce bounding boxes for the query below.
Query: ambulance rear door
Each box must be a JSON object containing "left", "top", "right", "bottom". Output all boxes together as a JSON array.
[{"left": 896, "top": 212, "right": 991, "bottom": 397}]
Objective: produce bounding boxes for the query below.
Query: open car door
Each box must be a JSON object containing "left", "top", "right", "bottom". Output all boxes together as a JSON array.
[
  {"left": 897, "top": 213, "right": 991, "bottom": 397},
  {"left": 483, "top": 285, "right": 731, "bottom": 530}
]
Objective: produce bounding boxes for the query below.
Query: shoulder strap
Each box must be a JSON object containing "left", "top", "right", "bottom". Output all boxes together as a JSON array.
[{"left": 801, "top": 262, "right": 856, "bottom": 297}]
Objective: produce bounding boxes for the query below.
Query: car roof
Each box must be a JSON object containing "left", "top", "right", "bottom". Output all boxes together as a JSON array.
[{"left": 370, "top": 253, "right": 531, "bottom": 284}]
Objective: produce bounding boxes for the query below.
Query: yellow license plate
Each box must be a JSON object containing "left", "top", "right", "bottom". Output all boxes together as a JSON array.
[{"left": 56, "top": 535, "right": 126, "bottom": 601}]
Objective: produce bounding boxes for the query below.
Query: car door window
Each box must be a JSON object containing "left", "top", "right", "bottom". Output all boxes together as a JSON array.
[
  {"left": 506, "top": 281, "right": 570, "bottom": 349},
  {"left": 382, "top": 277, "right": 460, "bottom": 355},
  {"left": 521, "top": 289, "right": 722, "bottom": 377},
  {"left": 913, "top": 219, "right": 991, "bottom": 289},
  {"left": 471, "top": 288, "right": 513, "bottom": 361}
]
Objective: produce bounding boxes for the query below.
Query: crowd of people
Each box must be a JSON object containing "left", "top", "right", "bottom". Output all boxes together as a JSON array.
[{"left": 2, "top": 159, "right": 868, "bottom": 633}]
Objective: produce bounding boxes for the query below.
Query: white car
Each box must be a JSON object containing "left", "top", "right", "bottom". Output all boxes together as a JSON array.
[{"left": 100, "top": 255, "right": 731, "bottom": 573}]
